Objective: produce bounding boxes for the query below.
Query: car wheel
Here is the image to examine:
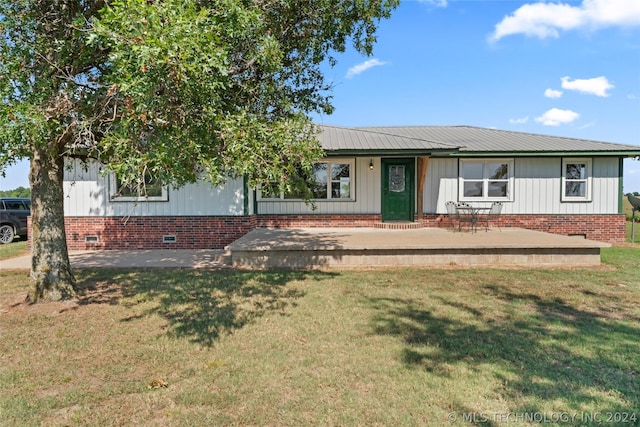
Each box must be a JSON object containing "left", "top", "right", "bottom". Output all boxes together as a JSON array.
[{"left": 0, "top": 225, "right": 15, "bottom": 244}]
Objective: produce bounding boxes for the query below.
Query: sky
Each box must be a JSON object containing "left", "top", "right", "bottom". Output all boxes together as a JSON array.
[{"left": 2, "top": 0, "right": 640, "bottom": 192}]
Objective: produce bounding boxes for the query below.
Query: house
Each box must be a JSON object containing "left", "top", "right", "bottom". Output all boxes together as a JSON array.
[{"left": 62, "top": 125, "right": 640, "bottom": 250}]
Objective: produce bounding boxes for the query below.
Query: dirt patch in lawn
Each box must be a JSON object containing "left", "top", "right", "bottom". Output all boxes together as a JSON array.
[{"left": 0, "top": 278, "right": 124, "bottom": 318}]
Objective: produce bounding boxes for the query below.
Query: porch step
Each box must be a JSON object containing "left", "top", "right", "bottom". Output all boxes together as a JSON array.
[{"left": 374, "top": 222, "right": 423, "bottom": 230}]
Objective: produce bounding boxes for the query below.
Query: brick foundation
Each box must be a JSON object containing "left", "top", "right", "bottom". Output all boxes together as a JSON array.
[
  {"left": 48, "top": 213, "right": 627, "bottom": 250},
  {"left": 256, "top": 214, "right": 382, "bottom": 228},
  {"left": 420, "top": 213, "right": 627, "bottom": 243},
  {"left": 63, "top": 216, "right": 256, "bottom": 250}
]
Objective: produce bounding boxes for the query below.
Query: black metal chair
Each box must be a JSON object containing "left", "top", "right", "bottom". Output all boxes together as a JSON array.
[
  {"left": 484, "top": 201, "right": 503, "bottom": 231},
  {"left": 456, "top": 202, "right": 475, "bottom": 232}
]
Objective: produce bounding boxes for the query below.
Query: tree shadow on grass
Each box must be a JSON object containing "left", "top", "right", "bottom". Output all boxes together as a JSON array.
[
  {"left": 367, "top": 283, "right": 640, "bottom": 425},
  {"left": 75, "top": 269, "right": 334, "bottom": 347}
]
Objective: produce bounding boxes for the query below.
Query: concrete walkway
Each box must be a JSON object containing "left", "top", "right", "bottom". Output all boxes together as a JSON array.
[{"left": 1, "top": 249, "right": 231, "bottom": 270}]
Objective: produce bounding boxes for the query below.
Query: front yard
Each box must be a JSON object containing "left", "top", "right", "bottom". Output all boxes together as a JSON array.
[{"left": 1, "top": 247, "right": 638, "bottom": 426}]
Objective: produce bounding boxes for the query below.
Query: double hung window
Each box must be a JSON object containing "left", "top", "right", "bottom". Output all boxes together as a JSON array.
[
  {"left": 562, "top": 158, "right": 592, "bottom": 201},
  {"left": 110, "top": 173, "right": 168, "bottom": 201},
  {"left": 459, "top": 159, "right": 513, "bottom": 201},
  {"left": 260, "top": 159, "right": 354, "bottom": 201}
]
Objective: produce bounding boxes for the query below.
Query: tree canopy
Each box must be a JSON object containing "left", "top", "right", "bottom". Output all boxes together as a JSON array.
[
  {"left": 0, "top": 0, "right": 398, "bottom": 301},
  {"left": 2, "top": 0, "right": 397, "bottom": 191},
  {"left": 0, "top": 186, "right": 31, "bottom": 198}
]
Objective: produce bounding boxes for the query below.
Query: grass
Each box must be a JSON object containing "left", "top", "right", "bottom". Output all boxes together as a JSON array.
[
  {"left": 1, "top": 247, "right": 639, "bottom": 426},
  {"left": 622, "top": 196, "right": 636, "bottom": 221},
  {"left": 0, "top": 240, "right": 28, "bottom": 260},
  {"left": 626, "top": 220, "right": 639, "bottom": 243}
]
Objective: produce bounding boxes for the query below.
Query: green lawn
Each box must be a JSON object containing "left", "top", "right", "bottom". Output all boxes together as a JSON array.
[
  {"left": 0, "top": 240, "right": 28, "bottom": 260},
  {"left": 1, "top": 247, "right": 638, "bottom": 426},
  {"left": 622, "top": 195, "right": 636, "bottom": 221}
]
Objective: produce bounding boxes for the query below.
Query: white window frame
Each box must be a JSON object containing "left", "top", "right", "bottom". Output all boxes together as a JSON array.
[
  {"left": 561, "top": 158, "right": 592, "bottom": 202},
  {"left": 459, "top": 158, "right": 514, "bottom": 202},
  {"left": 258, "top": 158, "right": 356, "bottom": 201},
  {"left": 109, "top": 175, "right": 168, "bottom": 202}
]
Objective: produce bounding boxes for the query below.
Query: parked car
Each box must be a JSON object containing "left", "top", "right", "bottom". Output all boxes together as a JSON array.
[{"left": 0, "top": 198, "right": 31, "bottom": 244}]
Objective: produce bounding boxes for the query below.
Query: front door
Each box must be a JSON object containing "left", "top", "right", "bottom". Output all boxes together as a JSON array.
[{"left": 382, "top": 158, "right": 414, "bottom": 222}]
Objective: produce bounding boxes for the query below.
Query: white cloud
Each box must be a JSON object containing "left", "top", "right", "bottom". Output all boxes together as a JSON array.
[
  {"left": 345, "top": 59, "right": 388, "bottom": 79},
  {"left": 535, "top": 108, "right": 580, "bottom": 126},
  {"left": 490, "top": 0, "right": 640, "bottom": 41},
  {"left": 419, "top": 0, "right": 448, "bottom": 7},
  {"left": 544, "top": 88, "right": 563, "bottom": 98},
  {"left": 579, "top": 121, "right": 596, "bottom": 129},
  {"left": 509, "top": 116, "right": 529, "bottom": 125},
  {"left": 561, "top": 76, "right": 614, "bottom": 97}
]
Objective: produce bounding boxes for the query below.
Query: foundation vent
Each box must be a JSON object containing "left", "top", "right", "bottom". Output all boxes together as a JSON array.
[{"left": 162, "top": 235, "right": 177, "bottom": 243}]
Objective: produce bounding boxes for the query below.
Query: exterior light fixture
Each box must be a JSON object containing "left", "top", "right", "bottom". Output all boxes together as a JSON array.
[{"left": 369, "top": 159, "right": 374, "bottom": 170}]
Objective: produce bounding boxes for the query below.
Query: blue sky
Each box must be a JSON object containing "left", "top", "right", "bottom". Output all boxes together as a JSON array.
[{"left": 2, "top": 0, "right": 640, "bottom": 192}]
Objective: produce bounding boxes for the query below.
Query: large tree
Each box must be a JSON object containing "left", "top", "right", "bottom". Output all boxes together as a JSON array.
[{"left": 0, "top": 0, "right": 398, "bottom": 302}]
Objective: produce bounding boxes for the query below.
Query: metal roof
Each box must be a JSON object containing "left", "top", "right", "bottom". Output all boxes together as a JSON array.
[
  {"left": 317, "top": 125, "right": 459, "bottom": 154},
  {"left": 317, "top": 125, "right": 640, "bottom": 156}
]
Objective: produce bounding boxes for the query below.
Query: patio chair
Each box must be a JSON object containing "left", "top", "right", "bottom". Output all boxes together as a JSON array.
[
  {"left": 445, "top": 201, "right": 458, "bottom": 231},
  {"left": 484, "top": 201, "right": 503, "bottom": 231},
  {"left": 456, "top": 202, "right": 475, "bottom": 232}
]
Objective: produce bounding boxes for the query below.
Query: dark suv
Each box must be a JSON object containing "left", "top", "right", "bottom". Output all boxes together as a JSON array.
[{"left": 0, "top": 198, "right": 31, "bottom": 244}]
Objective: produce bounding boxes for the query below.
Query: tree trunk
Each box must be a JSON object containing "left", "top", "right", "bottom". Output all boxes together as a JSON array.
[{"left": 27, "top": 147, "right": 77, "bottom": 303}]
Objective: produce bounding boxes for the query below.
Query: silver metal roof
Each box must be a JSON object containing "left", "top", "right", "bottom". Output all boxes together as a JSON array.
[
  {"left": 317, "top": 125, "right": 458, "bottom": 153},
  {"left": 317, "top": 125, "right": 640, "bottom": 155}
]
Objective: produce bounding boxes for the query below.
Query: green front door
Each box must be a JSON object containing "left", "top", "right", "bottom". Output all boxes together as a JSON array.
[{"left": 381, "top": 158, "right": 415, "bottom": 222}]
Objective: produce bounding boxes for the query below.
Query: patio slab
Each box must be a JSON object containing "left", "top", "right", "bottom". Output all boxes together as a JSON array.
[{"left": 228, "top": 227, "right": 610, "bottom": 269}]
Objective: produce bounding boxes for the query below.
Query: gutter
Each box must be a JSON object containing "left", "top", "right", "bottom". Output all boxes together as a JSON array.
[{"left": 437, "top": 151, "right": 640, "bottom": 158}]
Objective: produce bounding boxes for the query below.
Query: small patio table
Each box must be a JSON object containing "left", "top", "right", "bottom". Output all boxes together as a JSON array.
[{"left": 456, "top": 205, "right": 490, "bottom": 233}]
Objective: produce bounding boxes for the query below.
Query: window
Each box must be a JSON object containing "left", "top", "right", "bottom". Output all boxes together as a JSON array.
[
  {"left": 562, "top": 158, "right": 592, "bottom": 201},
  {"left": 110, "top": 173, "right": 168, "bottom": 202},
  {"left": 389, "top": 165, "right": 406, "bottom": 193},
  {"left": 459, "top": 159, "right": 513, "bottom": 201},
  {"left": 259, "top": 159, "right": 354, "bottom": 201}
]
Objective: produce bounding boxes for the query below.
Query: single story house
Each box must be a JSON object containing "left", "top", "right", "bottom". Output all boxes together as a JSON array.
[{"left": 62, "top": 125, "right": 640, "bottom": 250}]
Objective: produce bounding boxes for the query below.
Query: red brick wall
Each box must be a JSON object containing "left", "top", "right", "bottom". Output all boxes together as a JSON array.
[
  {"left": 63, "top": 216, "right": 256, "bottom": 250},
  {"left": 256, "top": 214, "right": 382, "bottom": 228},
  {"left": 34, "top": 212, "right": 626, "bottom": 250},
  {"left": 420, "top": 213, "right": 627, "bottom": 242}
]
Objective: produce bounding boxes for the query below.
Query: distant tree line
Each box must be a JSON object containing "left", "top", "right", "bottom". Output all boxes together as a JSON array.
[
  {"left": 626, "top": 192, "right": 640, "bottom": 197},
  {"left": 0, "top": 186, "right": 31, "bottom": 198}
]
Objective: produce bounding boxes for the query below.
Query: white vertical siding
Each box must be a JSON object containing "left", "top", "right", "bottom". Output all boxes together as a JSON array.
[
  {"left": 592, "top": 157, "right": 621, "bottom": 214},
  {"left": 423, "top": 157, "right": 621, "bottom": 214},
  {"left": 257, "top": 157, "right": 381, "bottom": 214},
  {"left": 424, "top": 158, "right": 458, "bottom": 214},
  {"left": 513, "top": 157, "right": 560, "bottom": 214},
  {"left": 64, "top": 156, "right": 622, "bottom": 218},
  {"left": 63, "top": 160, "right": 245, "bottom": 216}
]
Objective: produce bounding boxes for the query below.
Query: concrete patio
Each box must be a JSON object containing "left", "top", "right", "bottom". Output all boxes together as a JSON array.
[
  {"left": 1, "top": 227, "right": 611, "bottom": 270},
  {"left": 228, "top": 227, "right": 610, "bottom": 269}
]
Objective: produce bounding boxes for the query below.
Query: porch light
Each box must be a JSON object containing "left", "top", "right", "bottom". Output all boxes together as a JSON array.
[{"left": 369, "top": 159, "right": 374, "bottom": 170}]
